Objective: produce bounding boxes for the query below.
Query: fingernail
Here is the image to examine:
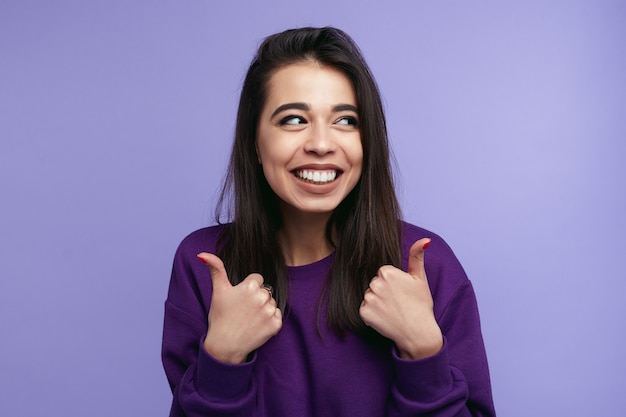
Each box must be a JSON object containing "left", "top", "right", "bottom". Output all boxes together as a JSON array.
[
  {"left": 422, "top": 240, "right": 431, "bottom": 250},
  {"left": 196, "top": 254, "right": 207, "bottom": 264}
]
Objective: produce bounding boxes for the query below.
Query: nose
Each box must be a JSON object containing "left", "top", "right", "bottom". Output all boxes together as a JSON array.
[{"left": 303, "top": 124, "right": 336, "bottom": 155}]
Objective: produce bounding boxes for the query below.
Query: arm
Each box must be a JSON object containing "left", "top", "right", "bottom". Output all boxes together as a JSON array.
[
  {"left": 360, "top": 236, "right": 495, "bottom": 416},
  {"left": 162, "top": 237, "right": 259, "bottom": 417},
  {"left": 388, "top": 281, "right": 495, "bottom": 416}
]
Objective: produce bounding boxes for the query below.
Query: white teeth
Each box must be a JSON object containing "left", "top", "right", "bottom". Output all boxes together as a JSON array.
[{"left": 296, "top": 170, "right": 337, "bottom": 184}]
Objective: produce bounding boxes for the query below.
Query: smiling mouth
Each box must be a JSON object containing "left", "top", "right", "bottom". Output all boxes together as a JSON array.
[{"left": 294, "top": 169, "right": 339, "bottom": 184}]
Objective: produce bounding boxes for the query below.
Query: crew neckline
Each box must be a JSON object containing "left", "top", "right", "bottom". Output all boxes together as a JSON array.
[{"left": 286, "top": 252, "right": 335, "bottom": 272}]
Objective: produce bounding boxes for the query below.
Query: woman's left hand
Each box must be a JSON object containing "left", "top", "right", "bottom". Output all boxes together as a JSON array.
[{"left": 359, "top": 238, "right": 444, "bottom": 360}]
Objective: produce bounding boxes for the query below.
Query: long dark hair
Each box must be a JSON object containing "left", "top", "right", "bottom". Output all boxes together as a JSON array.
[{"left": 216, "top": 27, "right": 402, "bottom": 334}]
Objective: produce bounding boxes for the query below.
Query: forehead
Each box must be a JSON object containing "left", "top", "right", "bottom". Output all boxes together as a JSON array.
[{"left": 264, "top": 62, "right": 357, "bottom": 106}]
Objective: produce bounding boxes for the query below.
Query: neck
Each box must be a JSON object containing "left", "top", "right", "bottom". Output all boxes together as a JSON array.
[{"left": 278, "top": 208, "right": 335, "bottom": 266}]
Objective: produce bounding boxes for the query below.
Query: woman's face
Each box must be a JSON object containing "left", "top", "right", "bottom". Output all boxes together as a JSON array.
[{"left": 256, "top": 61, "right": 363, "bottom": 216}]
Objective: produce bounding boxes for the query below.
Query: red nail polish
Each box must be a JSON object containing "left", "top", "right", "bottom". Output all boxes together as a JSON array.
[
  {"left": 422, "top": 241, "right": 431, "bottom": 250},
  {"left": 196, "top": 254, "right": 207, "bottom": 264}
]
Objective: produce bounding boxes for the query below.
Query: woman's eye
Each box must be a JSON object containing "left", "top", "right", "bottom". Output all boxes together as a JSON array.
[
  {"left": 279, "top": 116, "right": 307, "bottom": 126},
  {"left": 336, "top": 116, "right": 358, "bottom": 127}
]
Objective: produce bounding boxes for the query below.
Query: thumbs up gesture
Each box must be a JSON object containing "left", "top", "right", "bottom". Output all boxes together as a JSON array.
[
  {"left": 359, "top": 238, "right": 443, "bottom": 360},
  {"left": 197, "top": 252, "right": 283, "bottom": 364}
]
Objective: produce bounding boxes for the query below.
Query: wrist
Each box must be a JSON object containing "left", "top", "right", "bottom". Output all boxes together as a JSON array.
[
  {"left": 396, "top": 330, "right": 443, "bottom": 361},
  {"left": 203, "top": 336, "right": 247, "bottom": 364}
]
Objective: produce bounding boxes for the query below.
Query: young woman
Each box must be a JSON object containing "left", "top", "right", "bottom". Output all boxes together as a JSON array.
[{"left": 162, "top": 27, "right": 495, "bottom": 417}]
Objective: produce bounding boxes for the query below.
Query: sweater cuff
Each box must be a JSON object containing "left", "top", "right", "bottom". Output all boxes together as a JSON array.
[
  {"left": 392, "top": 337, "right": 454, "bottom": 402},
  {"left": 196, "top": 342, "right": 255, "bottom": 401}
]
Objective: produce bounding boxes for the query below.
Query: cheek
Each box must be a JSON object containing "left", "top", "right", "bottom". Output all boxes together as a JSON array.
[
  {"left": 350, "top": 139, "right": 364, "bottom": 171},
  {"left": 256, "top": 143, "right": 290, "bottom": 187},
  {"left": 255, "top": 124, "right": 273, "bottom": 165},
  {"left": 257, "top": 143, "right": 280, "bottom": 168},
  {"left": 356, "top": 146, "right": 364, "bottom": 165},
  {"left": 256, "top": 140, "right": 274, "bottom": 166}
]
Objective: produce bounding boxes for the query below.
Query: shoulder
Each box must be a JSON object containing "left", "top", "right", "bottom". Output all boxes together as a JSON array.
[
  {"left": 400, "top": 221, "right": 471, "bottom": 316},
  {"left": 174, "top": 224, "right": 228, "bottom": 260},
  {"left": 166, "top": 225, "right": 228, "bottom": 312},
  {"left": 399, "top": 221, "right": 458, "bottom": 267}
]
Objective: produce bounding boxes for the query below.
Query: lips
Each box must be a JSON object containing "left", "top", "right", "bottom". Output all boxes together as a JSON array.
[{"left": 294, "top": 169, "right": 339, "bottom": 184}]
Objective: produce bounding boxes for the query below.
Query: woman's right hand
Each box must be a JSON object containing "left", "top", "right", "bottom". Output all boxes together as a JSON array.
[{"left": 197, "top": 253, "right": 283, "bottom": 364}]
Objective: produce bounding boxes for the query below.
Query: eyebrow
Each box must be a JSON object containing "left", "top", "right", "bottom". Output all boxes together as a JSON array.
[
  {"left": 270, "top": 102, "right": 358, "bottom": 119},
  {"left": 270, "top": 102, "right": 309, "bottom": 119}
]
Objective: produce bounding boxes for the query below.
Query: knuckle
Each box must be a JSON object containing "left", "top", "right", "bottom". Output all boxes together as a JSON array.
[
  {"left": 368, "top": 279, "right": 383, "bottom": 293},
  {"left": 359, "top": 309, "right": 371, "bottom": 325},
  {"left": 377, "top": 265, "right": 397, "bottom": 278},
  {"left": 264, "top": 303, "right": 274, "bottom": 314},
  {"left": 377, "top": 265, "right": 389, "bottom": 276},
  {"left": 244, "top": 279, "right": 259, "bottom": 291}
]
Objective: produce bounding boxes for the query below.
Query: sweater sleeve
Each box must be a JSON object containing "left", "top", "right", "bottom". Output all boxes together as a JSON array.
[
  {"left": 388, "top": 282, "right": 495, "bottom": 416},
  {"left": 161, "top": 230, "right": 257, "bottom": 417},
  {"left": 387, "top": 226, "right": 496, "bottom": 416}
]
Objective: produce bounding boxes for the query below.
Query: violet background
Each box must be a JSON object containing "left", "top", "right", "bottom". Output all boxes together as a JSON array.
[{"left": 1, "top": 1, "right": 625, "bottom": 416}]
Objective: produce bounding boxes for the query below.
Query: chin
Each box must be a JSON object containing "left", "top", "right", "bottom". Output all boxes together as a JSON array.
[{"left": 282, "top": 200, "right": 342, "bottom": 216}]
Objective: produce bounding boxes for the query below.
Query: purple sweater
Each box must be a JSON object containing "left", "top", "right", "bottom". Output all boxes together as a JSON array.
[{"left": 162, "top": 222, "right": 495, "bottom": 416}]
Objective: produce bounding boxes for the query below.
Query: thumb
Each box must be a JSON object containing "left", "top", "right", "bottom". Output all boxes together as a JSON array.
[
  {"left": 197, "top": 252, "right": 231, "bottom": 289},
  {"left": 407, "top": 238, "right": 431, "bottom": 277}
]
